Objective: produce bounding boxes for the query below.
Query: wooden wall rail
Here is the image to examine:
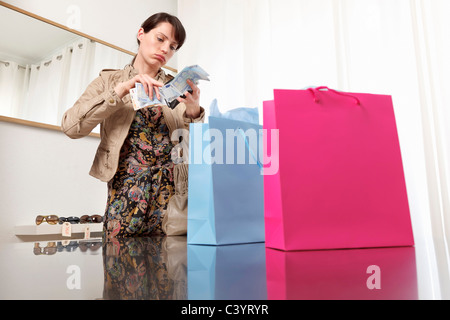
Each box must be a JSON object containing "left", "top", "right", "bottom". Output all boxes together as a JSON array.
[{"left": 0, "top": 115, "right": 100, "bottom": 138}]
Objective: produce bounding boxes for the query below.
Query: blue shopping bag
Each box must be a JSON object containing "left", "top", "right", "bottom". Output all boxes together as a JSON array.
[
  {"left": 187, "top": 243, "right": 267, "bottom": 299},
  {"left": 187, "top": 104, "right": 264, "bottom": 245}
]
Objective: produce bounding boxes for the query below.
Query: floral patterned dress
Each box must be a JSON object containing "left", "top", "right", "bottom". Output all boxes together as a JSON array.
[
  {"left": 102, "top": 237, "right": 187, "bottom": 300},
  {"left": 103, "top": 106, "right": 175, "bottom": 238}
]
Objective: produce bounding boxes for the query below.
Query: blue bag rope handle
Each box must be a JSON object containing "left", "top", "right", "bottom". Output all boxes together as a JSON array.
[{"left": 237, "top": 128, "right": 263, "bottom": 174}]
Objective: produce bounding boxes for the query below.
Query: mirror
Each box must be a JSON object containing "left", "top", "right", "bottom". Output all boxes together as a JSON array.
[{"left": 0, "top": 2, "right": 176, "bottom": 132}]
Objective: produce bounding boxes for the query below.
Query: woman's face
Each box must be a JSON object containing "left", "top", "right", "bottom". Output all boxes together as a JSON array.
[{"left": 137, "top": 22, "right": 178, "bottom": 69}]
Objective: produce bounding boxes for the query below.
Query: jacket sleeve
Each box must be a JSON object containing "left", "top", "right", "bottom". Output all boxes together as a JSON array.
[
  {"left": 180, "top": 105, "right": 206, "bottom": 129},
  {"left": 60, "top": 71, "right": 124, "bottom": 139}
]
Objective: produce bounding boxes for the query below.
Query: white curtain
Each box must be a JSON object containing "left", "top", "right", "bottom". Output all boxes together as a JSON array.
[
  {"left": 0, "top": 61, "right": 28, "bottom": 118},
  {"left": 91, "top": 42, "right": 133, "bottom": 79},
  {"left": 58, "top": 38, "right": 96, "bottom": 124},
  {"left": 178, "top": 0, "right": 450, "bottom": 299},
  {"left": 1, "top": 37, "right": 131, "bottom": 130},
  {"left": 24, "top": 50, "right": 72, "bottom": 125}
]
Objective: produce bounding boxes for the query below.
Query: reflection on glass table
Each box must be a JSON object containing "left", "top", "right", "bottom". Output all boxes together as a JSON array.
[
  {"left": 266, "top": 246, "right": 418, "bottom": 300},
  {"left": 187, "top": 243, "right": 267, "bottom": 300},
  {"left": 0, "top": 236, "right": 421, "bottom": 300},
  {"left": 103, "top": 236, "right": 187, "bottom": 300}
]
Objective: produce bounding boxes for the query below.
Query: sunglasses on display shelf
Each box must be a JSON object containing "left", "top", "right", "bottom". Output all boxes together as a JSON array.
[
  {"left": 80, "top": 215, "right": 104, "bottom": 224},
  {"left": 35, "top": 215, "right": 59, "bottom": 225},
  {"left": 58, "top": 216, "right": 81, "bottom": 224},
  {"left": 36, "top": 215, "right": 103, "bottom": 225}
]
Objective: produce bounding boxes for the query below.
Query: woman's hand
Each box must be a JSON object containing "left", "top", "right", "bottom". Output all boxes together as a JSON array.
[
  {"left": 178, "top": 79, "right": 201, "bottom": 118},
  {"left": 114, "top": 74, "right": 164, "bottom": 100}
]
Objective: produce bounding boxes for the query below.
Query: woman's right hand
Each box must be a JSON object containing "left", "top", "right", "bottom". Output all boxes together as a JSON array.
[{"left": 114, "top": 74, "right": 164, "bottom": 100}]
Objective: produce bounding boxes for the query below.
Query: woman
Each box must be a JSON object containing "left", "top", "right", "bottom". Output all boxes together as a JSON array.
[{"left": 61, "top": 13, "right": 204, "bottom": 238}]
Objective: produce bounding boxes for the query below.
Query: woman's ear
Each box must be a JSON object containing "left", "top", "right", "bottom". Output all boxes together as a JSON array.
[{"left": 137, "top": 27, "right": 145, "bottom": 43}]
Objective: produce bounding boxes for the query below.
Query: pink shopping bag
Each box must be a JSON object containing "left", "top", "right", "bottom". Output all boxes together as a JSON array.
[
  {"left": 265, "top": 246, "right": 418, "bottom": 300},
  {"left": 263, "top": 87, "right": 414, "bottom": 251}
]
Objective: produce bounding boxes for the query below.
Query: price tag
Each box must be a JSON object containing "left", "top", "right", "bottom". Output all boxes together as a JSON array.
[
  {"left": 84, "top": 226, "right": 91, "bottom": 240},
  {"left": 62, "top": 222, "right": 72, "bottom": 237}
]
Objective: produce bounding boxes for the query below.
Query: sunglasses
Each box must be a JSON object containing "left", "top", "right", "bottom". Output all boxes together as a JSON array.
[
  {"left": 57, "top": 241, "right": 79, "bottom": 252},
  {"left": 35, "top": 215, "right": 59, "bottom": 225},
  {"left": 33, "top": 242, "right": 57, "bottom": 255},
  {"left": 58, "top": 216, "right": 81, "bottom": 224},
  {"left": 80, "top": 214, "right": 103, "bottom": 224},
  {"left": 79, "top": 240, "right": 102, "bottom": 252}
]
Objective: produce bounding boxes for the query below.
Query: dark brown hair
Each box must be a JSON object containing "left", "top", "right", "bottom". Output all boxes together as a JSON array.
[{"left": 131, "top": 12, "right": 186, "bottom": 65}]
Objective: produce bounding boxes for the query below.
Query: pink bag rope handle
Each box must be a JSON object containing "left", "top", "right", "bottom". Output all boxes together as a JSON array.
[{"left": 307, "top": 86, "right": 361, "bottom": 105}]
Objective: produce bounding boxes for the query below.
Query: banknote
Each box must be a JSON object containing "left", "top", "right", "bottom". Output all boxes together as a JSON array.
[
  {"left": 129, "top": 88, "right": 140, "bottom": 110},
  {"left": 129, "top": 65, "right": 210, "bottom": 110},
  {"left": 161, "top": 65, "right": 210, "bottom": 103}
]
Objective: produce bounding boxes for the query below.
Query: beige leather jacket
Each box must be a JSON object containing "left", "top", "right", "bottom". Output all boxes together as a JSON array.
[{"left": 61, "top": 64, "right": 205, "bottom": 182}]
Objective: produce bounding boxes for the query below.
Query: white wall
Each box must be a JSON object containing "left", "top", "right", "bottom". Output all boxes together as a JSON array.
[{"left": 0, "top": 121, "right": 106, "bottom": 244}]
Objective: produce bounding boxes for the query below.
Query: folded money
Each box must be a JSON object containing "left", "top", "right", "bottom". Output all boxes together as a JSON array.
[{"left": 130, "top": 65, "right": 210, "bottom": 110}]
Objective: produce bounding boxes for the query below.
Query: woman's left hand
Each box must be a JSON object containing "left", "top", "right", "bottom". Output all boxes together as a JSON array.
[{"left": 177, "top": 79, "right": 201, "bottom": 118}]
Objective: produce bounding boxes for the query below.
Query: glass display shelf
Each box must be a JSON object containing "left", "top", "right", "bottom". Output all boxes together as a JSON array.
[
  {"left": 0, "top": 235, "right": 449, "bottom": 301},
  {"left": 14, "top": 223, "right": 103, "bottom": 236}
]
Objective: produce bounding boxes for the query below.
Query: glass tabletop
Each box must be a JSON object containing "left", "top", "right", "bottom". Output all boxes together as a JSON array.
[{"left": 0, "top": 235, "right": 437, "bottom": 300}]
